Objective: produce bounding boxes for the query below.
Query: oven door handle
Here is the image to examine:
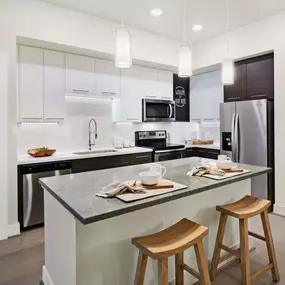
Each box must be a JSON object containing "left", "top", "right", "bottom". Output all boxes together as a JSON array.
[{"left": 155, "top": 148, "right": 186, "bottom": 154}]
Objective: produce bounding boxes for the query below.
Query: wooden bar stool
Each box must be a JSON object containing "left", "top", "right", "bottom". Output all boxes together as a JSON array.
[
  {"left": 210, "top": 195, "right": 280, "bottom": 285},
  {"left": 132, "top": 218, "right": 211, "bottom": 285}
]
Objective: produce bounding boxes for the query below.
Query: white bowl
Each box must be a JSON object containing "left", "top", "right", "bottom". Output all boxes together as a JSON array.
[
  {"left": 139, "top": 171, "right": 160, "bottom": 186},
  {"left": 216, "top": 160, "right": 234, "bottom": 170}
]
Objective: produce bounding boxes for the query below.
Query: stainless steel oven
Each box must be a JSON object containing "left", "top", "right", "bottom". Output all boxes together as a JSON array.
[
  {"left": 154, "top": 148, "right": 185, "bottom": 162},
  {"left": 142, "top": 99, "right": 175, "bottom": 122}
]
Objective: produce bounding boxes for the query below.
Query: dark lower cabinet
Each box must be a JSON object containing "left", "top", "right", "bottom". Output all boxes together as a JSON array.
[
  {"left": 185, "top": 148, "right": 220, "bottom": 160},
  {"left": 71, "top": 152, "right": 152, "bottom": 173}
]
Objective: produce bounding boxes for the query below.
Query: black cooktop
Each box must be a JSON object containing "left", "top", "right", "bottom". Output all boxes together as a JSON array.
[{"left": 143, "top": 143, "right": 185, "bottom": 151}]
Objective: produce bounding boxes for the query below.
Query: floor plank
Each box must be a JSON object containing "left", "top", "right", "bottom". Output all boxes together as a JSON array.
[{"left": 0, "top": 214, "right": 285, "bottom": 285}]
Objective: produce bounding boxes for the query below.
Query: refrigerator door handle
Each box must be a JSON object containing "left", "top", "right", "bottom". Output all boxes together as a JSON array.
[
  {"left": 231, "top": 113, "right": 236, "bottom": 162},
  {"left": 235, "top": 113, "right": 240, "bottom": 163}
]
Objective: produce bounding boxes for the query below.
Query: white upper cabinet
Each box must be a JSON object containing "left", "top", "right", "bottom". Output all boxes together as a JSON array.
[
  {"left": 94, "top": 59, "right": 121, "bottom": 97},
  {"left": 43, "top": 50, "right": 65, "bottom": 121},
  {"left": 66, "top": 54, "right": 95, "bottom": 95},
  {"left": 114, "top": 66, "right": 145, "bottom": 122},
  {"left": 140, "top": 67, "right": 159, "bottom": 99},
  {"left": 18, "top": 46, "right": 44, "bottom": 121},
  {"left": 190, "top": 70, "right": 223, "bottom": 122},
  {"left": 158, "top": 70, "right": 173, "bottom": 100}
]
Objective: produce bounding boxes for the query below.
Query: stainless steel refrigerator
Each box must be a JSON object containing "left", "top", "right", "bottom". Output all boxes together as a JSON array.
[{"left": 220, "top": 99, "right": 274, "bottom": 203}]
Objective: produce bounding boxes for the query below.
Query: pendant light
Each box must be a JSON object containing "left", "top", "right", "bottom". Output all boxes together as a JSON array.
[
  {"left": 178, "top": 0, "right": 192, "bottom": 77},
  {"left": 222, "top": 0, "right": 234, "bottom": 85},
  {"left": 115, "top": 16, "right": 132, "bottom": 68}
]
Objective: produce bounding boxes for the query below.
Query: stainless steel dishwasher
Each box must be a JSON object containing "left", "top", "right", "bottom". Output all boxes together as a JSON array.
[{"left": 21, "top": 161, "right": 72, "bottom": 228}]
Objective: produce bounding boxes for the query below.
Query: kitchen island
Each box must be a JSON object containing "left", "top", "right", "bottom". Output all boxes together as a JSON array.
[{"left": 39, "top": 157, "right": 271, "bottom": 285}]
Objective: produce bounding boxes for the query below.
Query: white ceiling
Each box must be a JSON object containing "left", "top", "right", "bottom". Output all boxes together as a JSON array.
[{"left": 39, "top": 0, "right": 285, "bottom": 43}]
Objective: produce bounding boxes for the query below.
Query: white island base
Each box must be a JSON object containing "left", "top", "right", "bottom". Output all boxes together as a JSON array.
[{"left": 43, "top": 179, "right": 252, "bottom": 285}]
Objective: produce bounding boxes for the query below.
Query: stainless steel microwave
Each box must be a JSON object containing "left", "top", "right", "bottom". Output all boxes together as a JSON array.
[{"left": 142, "top": 99, "right": 176, "bottom": 122}]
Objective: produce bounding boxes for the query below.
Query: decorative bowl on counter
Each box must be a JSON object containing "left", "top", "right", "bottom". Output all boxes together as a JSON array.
[{"left": 27, "top": 147, "right": 56, "bottom": 157}]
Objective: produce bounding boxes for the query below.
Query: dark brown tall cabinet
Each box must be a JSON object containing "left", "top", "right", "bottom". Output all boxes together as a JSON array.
[{"left": 224, "top": 53, "right": 274, "bottom": 102}]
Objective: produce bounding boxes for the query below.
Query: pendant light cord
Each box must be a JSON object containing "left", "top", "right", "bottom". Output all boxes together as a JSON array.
[
  {"left": 183, "top": 0, "right": 187, "bottom": 45},
  {"left": 225, "top": 0, "right": 229, "bottom": 53}
]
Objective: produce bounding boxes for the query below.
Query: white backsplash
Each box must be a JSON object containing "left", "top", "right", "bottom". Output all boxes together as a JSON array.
[{"left": 17, "top": 98, "right": 220, "bottom": 155}]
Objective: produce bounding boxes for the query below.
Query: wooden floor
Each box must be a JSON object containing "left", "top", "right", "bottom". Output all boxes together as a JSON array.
[{"left": 0, "top": 214, "right": 285, "bottom": 285}]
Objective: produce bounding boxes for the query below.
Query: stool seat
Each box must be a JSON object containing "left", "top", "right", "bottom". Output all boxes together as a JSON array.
[
  {"left": 216, "top": 195, "right": 271, "bottom": 219},
  {"left": 132, "top": 218, "right": 208, "bottom": 259}
]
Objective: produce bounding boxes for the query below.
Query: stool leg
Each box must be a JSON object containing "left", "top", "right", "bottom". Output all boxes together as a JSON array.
[
  {"left": 158, "top": 258, "right": 168, "bottom": 285},
  {"left": 261, "top": 211, "right": 280, "bottom": 282},
  {"left": 134, "top": 250, "right": 148, "bottom": 285},
  {"left": 239, "top": 219, "right": 251, "bottom": 285},
  {"left": 175, "top": 252, "right": 184, "bottom": 285},
  {"left": 210, "top": 213, "right": 228, "bottom": 280},
  {"left": 195, "top": 240, "right": 211, "bottom": 285}
]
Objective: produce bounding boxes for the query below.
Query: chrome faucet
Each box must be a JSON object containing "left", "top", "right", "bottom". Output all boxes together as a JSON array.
[{"left": 88, "top": 119, "right": 98, "bottom": 150}]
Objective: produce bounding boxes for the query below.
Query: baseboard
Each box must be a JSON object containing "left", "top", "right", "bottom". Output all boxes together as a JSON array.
[
  {"left": 273, "top": 204, "right": 285, "bottom": 217},
  {"left": 42, "top": 266, "right": 54, "bottom": 285},
  {"left": 7, "top": 222, "right": 20, "bottom": 237}
]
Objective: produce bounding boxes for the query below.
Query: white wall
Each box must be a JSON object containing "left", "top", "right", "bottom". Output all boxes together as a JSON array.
[
  {"left": 0, "top": 0, "right": 180, "bottom": 238},
  {"left": 192, "top": 11, "right": 285, "bottom": 215},
  {"left": 0, "top": 53, "right": 8, "bottom": 240}
]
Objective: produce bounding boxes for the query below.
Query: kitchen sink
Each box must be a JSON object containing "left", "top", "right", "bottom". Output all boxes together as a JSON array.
[{"left": 73, "top": 149, "right": 118, "bottom": 155}]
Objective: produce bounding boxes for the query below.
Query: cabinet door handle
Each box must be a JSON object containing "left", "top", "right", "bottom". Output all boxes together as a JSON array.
[
  {"left": 135, "top": 155, "right": 150, "bottom": 159},
  {"left": 146, "top": 95, "right": 158, "bottom": 98},
  {"left": 203, "top": 119, "right": 214, "bottom": 121},
  {"left": 191, "top": 119, "right": 201, "bottom": 122},
  {"left": 73, "top": 89, "right": 90, "bottom": 93},
  {"left": 126, "top": 118, "right": 139, "bottom": 121},
  {"left": 162, "top": 96, "right": 171, "bottom": 99},
  {"left": 228, "top": 97, "right": 241, "bottom": 100},
  {"left": 102, "top": 91, "right": 117, "bottom": 95},
  {"left": 250, "top": 94, "right": 267, "bottom": 98}
]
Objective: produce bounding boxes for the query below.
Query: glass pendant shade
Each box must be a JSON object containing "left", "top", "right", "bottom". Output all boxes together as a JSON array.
[
  {"left": 115, "top": 26, "right": 132, "bottom": 68},
  {"left": 178, "top": 45, "right": 192, "bottom": 78},
  {"left": 222, "top": 58, "right": 234, "bottom": 85}
]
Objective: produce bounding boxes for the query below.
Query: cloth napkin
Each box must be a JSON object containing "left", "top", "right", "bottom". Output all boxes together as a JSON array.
[
  {"left": 96, "top": 180, "right": 147, "bottom": 198},
  {"left": 187, "top": 165, "right": 225, "bottom": 177}
]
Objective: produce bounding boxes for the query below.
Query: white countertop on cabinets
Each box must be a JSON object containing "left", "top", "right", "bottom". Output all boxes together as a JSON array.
[
  {"left": 17, "top": 147, "right": 153, "bottom": 165},
  {"left": 185, "top": 143, "right": 220, "bottom": 150}
]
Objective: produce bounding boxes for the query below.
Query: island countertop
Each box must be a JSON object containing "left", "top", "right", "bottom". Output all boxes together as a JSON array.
[{"left": 39, "top": 157, "right": 271, "bottom": 225}]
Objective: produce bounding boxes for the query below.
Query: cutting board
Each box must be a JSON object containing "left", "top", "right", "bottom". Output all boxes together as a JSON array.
[
  {"left": 135, "top": 179, "right": 174, "bottom": 190},
  {"left": 202, "top": 169, "right": 252, "bottom": 180},
  {"left": 117, "top": 181, "right": 187, "bottom": 203}
]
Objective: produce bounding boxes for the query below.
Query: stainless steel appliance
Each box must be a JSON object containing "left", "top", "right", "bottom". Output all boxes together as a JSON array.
[
  {"left": 20, "top": 161, "right": 72, "bottom": 228},
  {"left": 220, "top": 99, "right": 274, "bottom": 202},
  {"left": 142, "top": 99, "right": 176, "bottom": 122},
  {"left": 135, "top": 130, "right": 185, "bottom": 162}
]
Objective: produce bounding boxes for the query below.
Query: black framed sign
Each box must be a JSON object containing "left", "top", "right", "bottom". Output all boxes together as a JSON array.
[{"left": 173, "top": 74, "right": 190, "bottom": 122}]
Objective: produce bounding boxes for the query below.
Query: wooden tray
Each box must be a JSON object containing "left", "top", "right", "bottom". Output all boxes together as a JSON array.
[
  {"left": 135, "top": 180, "right": 174, "bottom": 190},
  {"left": 117, "top": 181, "right": 187, "bottom": 203},
  {"left": 203, "top": 169, "right": 252, "bottom": 180}
]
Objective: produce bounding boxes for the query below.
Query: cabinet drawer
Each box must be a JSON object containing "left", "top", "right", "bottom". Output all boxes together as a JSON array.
[
  {"left": 72, "top": 155, "right": 131, "bottom": 173},
  {"left": 131, "top": 153, "right": 153, "bottom": 165},
  {"left": 185, "top": 149, "right": 197, "bottom": 157}
]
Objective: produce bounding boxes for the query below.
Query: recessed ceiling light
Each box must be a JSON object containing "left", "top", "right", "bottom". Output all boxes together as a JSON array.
[
  {"left": 150, "top": 8, "right": 163, "bottom": 17},
  {"left": 192, "top": 24, "right": 203, "bottom": 32}
]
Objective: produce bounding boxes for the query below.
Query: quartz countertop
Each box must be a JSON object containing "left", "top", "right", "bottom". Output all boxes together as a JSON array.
[
  {"left": 185, "top": 143, "right": 220, "bottom": 150},
  {"left": 17, "top": 147, "right": 152, "bottom": 165},
  {"left": 39, "top": 157, "right": 271, "bottom": 225}
]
